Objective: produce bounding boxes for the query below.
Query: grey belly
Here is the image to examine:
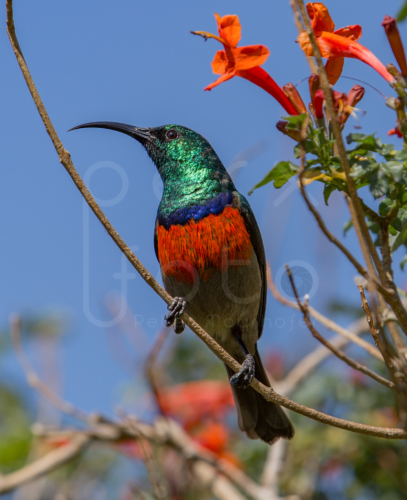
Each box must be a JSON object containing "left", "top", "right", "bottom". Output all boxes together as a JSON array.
[{"left": 162, "top": 251, "right": 262, "bottom": 361}]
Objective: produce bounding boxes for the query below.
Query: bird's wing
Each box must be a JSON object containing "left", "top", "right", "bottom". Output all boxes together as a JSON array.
[
  {"left": 235, "top": 193, "right": 267, "bottom": 340},
  {"left": 154, "top": 220, "right": 159, "bottom": 261}
]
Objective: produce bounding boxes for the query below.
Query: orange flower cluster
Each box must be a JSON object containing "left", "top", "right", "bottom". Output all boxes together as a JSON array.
[
  {"left": 158, "top": 380, "right": 239, "bottom": 464},
  {"left": 193, "top": 3, "right": 403, "bottom": 128},
  {"left": 298, "top": 3, "right": 392, "bottom": 85}
]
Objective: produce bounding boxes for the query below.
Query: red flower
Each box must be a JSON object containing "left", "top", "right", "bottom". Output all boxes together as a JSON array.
[
  {"left": 388, "top": 127, "right": 403, "bottom": 138},
  {"left": 298, "top": 3, "right": 392, "bottom": 85},
  {"left": 382, "top": 16, "right": 407, "bottom": 77},
  {"left": 312, "top": 85, "right": 364, "bottom": 126},
  {"left": 194, "top": 422, "right": 241, "bottom": 466},
  {"left": 313, "top": 88, "right": 346, "bottom": 118},
  {"left": 192, "top": 14, "right": 298, "bottom": 115},
  {"left": 158, "top": 380, "right": 234, "bottom": 430}
]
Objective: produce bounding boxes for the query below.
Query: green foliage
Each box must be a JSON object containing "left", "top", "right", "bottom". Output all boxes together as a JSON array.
[
  {"left": 0, "top": 387, "right": 31, "bottom": 473},
  {"left": 252, "top": 123, "right": 407, "bottom": 268},
  {"left": 347, "top": 133, "right": 407, "bottom": 199},
  {"left": 398, "top": 0, "right": 407, "bottom": 21},
  {"left": 248, "top": 161, "right": 298, "bottom": 194}
]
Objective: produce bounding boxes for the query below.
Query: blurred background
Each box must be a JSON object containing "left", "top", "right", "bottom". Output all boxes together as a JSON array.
[{"left": 1, "top": 0, "right": 407, "bottom": 498}]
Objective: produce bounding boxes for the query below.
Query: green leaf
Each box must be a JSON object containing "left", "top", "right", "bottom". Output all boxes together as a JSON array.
[
  {"left": 323, "top": 184, "right": 336, "bottom": 205},
  {"left": 401, "top": 254, "right": 407, "bottom": 270},
  {"left": 346, "top": 133, "right": 382, "bottom": 152},
  {"left": 392, "top": 219, "right": 407, "bottom": 252},
  {"left": 381, "top": 143, "right": 396, "bottom": 158},
  {"left": 382, "top": 161, "right": 405, "bottom": 183},
  {"left": 398, "top": 0, "right": 407, "bottom": 21},
  {"left": 248, "top": 161, "right": 298, "bottom": 194},
  {"left": 283, "top": 113, "right": 308, "bottom": 130},
  {"left": 343, "top": 219, "right": 353, "bottom": 236},
  {"left": 294, "top": 140, "right": 316, "bottom": 158},
  {"left": 379, "top": 198, "right": 394, "bottom": 216},
  {"left": 392, "top": 208, "right": 407, "bottom": 231},
  {"left": 369, "top": 167, "right": 390, "bottom": 198},
  {"left": 394, "top": 150, "right": 407, "bottom": 161}
]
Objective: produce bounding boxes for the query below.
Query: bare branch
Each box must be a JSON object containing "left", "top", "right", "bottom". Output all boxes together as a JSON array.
[
  {"left": 297, "top": 172, "right": 390, "bottom": 297},
  {"left": 285, "top": 266, "right": 395, "bottom": 390},
  {"left": 6, "top": 0, "right": 407, "bottom": 440},
  {"left": 357, "top": 286, "right": 387, "bottom": 355},
  {"left": 267, "top": 264, "right": 383, "bottom": 361},
  {"left": 278, "top": 318, "right": 370, "bottom": 396}
]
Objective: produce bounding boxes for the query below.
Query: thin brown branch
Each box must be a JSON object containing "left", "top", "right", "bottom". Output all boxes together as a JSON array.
[
  {"left": 286, "top": 266, "right": 394, "bottom": 389},
  {"left": 267, "top": 263, "right": 383, "bottom": 360},
  {"left": 289, "top": 0, "right": 318, "bottom": 74},
  {"left": 6, "top": 0, "right": 407, "bottom": 440},
  {"left": 36, "top": 418, "right": 293, "bottom": 500},
  {"left": 357, "top": 286, "right": 395, "bottom": 368},
  {"left": 297, "top": 170, "right": 390, "bottom": 297},
  {"left": 278, "top": 318, "right": 371, "bottom": 396},
  {"left": 295, "top": 0, "right": 407, "bottom": 338},
  {"left": 377, "top": 223, "right": 407, "bottom": 354},
  {"left": 346, "top": 199, "right": 406, "bottom": 389},
  {"left": 379, "top": 223, "right": 394, "bottom": 279}
]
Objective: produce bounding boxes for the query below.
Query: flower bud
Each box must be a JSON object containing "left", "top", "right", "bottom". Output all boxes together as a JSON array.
[
  {"left": 382, "top": 16, "right": 407, "bottom": 77},
  {"left": 308, "top": 73, "right": 320, "bottom": 104},
  {"left": 282, "top": 83, "right": 307, "bottom": 114},
  {"left": 276, "top": 121, "right": 301, "bottom": 142},
  {"left": 347, "top": 85, "right": 365, "bottom": 108}
]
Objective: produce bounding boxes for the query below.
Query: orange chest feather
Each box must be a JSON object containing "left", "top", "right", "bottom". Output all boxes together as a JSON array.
[{"left": 156, "top": 206, "right": 253, "bottom": 284}]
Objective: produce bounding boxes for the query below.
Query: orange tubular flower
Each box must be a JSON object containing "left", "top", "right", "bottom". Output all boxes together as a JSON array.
[
  {"left": 382, "top": 16, "right": 407, "bottom": 77},
  {"left": 298, "top": 3, "right": 393, "bottom": 85},
  {"left": 193, "top": 14, "right": 298, "bottom": 115},
  {"left": 388, "top": 127, "right": 403, "bottom": 138}
]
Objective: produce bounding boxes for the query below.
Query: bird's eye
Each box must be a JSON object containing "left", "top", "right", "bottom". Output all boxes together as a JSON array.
[{"left": 166, "top": 129, "right": 178, "bottom": 140}]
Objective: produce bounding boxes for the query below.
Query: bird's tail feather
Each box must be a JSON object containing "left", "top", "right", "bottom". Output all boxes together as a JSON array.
[{"left": 225, "top": 348, "right": 294, "bottom": 445}]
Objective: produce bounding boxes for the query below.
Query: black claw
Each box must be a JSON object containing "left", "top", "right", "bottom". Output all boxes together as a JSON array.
[
  {"left": 230, "top": 354, "right": 255, "bottom": 389},
  {"left": 165, "top": 297, "right": 187, "bottom": 328},
  {"left": 174, "top": 317, "right": 185, "bottom": 334}
]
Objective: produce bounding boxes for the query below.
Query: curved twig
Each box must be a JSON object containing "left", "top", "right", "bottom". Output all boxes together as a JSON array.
[
  {"left": 267, "top": 264, "right": 383, "bottom": 360},
  {"left": 285, "top": 267, "right": 394, "bottom": 390}
]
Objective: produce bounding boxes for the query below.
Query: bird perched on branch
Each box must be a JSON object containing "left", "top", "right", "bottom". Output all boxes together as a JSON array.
[{"left": 71, "top": 122, "right": 294, "bottom": 445}]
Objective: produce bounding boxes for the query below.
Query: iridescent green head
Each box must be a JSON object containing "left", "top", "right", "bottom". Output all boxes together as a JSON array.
[{"left": 70, "top": 121, "right": 236, "bottom": 215}]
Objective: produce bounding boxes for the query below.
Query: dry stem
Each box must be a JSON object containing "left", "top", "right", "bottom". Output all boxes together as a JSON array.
[
  {"left": 267, "top": 264, "right": 382, "bottom": 360},
  {"left": 286, "top": 267, "right": 394, "bottom": 389}
]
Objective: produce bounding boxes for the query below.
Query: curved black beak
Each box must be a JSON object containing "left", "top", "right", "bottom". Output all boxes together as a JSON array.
[{"left": 69, "top": 121, "right": 152, "bottom": 144}]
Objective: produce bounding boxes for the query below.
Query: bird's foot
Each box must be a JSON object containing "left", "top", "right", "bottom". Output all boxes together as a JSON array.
[
  {"left": 165, "top": 297, "right": 186, "bottom": 334},
  {"left": 230, "top": 354, "right": 255, "bottom": 389}
]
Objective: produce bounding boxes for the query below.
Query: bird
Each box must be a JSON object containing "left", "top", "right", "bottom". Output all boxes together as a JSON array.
[{"left": 71, "top": 121, "right": 294, "bottom": 445}]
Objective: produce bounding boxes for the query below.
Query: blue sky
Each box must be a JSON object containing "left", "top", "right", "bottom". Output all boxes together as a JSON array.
[{"left": 0, "top": 0, "right": 405, "bottom": 415}]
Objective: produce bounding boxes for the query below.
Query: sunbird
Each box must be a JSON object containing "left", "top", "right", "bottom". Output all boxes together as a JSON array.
[{"left": 71, "top": 122, "right": 294, "bottom": 444}]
